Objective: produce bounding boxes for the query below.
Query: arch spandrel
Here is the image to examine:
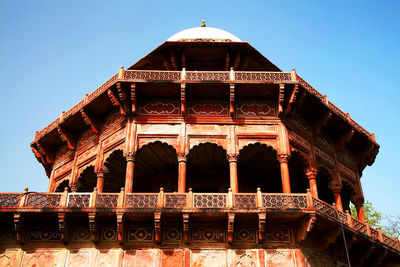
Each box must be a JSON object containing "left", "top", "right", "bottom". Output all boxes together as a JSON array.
[
  {"left": 188, "top": 138, "right": 228, "bottom": 152},
  {"left": 137, "top": 137, "right": 178, "bottom": 151},
  {"left": 237, "top": 138, "right": 277, "bottom": 153},
  {"left": 75, "top": 165, "right": 97, "bottom": 192}
]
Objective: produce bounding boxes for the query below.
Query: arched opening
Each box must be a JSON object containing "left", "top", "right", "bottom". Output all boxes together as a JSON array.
[
  {"left": 237, "top": 143, "right": 281, "bottom": 193},
  {"left": 76, "top": 166, "right": 97, "bottom": 192},
  {"left": 133, "top": 142, "right": 178, "bottom": 192},
  {"left": 288, "top": 151, "right": 309, "bottom": 193},
  {"left": 187, "top": 143, "right": 229, "bottom": 193},
  {"left": 316, "top": 168, "right": 335, "bottom": 205},
  {"left": 103, "top": 149, "right": 126, "bottom": 192},
  {"left": 341, "top": 181, "right": 356, "bottom": 212},
  {"left": 55, "top": 179, "right": 71, "bottom": 192}
]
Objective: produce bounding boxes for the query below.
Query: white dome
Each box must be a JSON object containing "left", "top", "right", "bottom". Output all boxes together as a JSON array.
[{"left": 167, "top": 26, "right": 241, "bottom": 42}]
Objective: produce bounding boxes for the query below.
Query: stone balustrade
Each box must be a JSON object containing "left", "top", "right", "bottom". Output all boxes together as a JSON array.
[{"left": 0, "top": 189, "right": 398, "bottom": 252}]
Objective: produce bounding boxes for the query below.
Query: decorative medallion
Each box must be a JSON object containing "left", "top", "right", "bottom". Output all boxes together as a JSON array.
[
  {"left": 127, "top": 225, "right": 154, "bottom": 243},
  {"left": 139, "top": 101, "right": 180, "bottom": 115}
]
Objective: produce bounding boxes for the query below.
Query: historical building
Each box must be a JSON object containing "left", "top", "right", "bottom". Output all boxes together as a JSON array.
[{"left": 1, "top": 21, "right": 399, "bottom": 266}]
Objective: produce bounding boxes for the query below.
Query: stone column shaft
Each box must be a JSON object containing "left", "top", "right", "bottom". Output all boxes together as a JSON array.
[
  {"left": 178, "top": 155, "right": 187, "bottom": 193},
  {"left": 306, "top": 169, "right": 318, "bottom": 198},
  {"left": 278, "top": 155, "right": 291, "bottom": 193},
  {"left": 125, "top": 152, "right": 135, "bottom": 193},
  {"left": 228, "top": 154, "right": 238, "bottom": 193}
]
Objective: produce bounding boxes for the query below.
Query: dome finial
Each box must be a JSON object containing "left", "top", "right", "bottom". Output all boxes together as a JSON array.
[{"left": 201, "top": 19, "right": 206, "bottom": 27}]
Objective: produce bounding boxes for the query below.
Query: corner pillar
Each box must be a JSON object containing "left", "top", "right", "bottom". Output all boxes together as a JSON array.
[
  {"left": 331, "top": 186, "right": 343, "bottom": 212},
  {"left": 124, "top": 152, "right": 135, "bottom": 193},
  {"left": 227, "top": 154, "right": 238, "bottom": 193},
  {"left": 278, "top": 155, "right": 291, "bottom": 193},
  {"left": 178, "top": 154, "right": 187, "bottom": 193},
  {"left": 96, "top": 171, "right": 105, "bottom": 193},
  {"left": 306, "top": 168, "right": 318, "bottom": 198}
]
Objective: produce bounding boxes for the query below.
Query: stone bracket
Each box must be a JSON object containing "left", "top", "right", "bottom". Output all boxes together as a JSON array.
[
  {"left": 13, "top": 212, "right": 23, "bottom": 243},
  {"left": 88, "top": 212, "right": 98, "bottom": 243},
  {"left": 130, "top": 83, "right": 136, "bottom": 115},
  {"left": 154, "top": 212, "right": 162, "bottom": 243},
  {"left": 183, "top": 213, "right": 190, "bottom": 244},
  {"left": 107, "top": 88, "right": 126, "bottom": 116},
  {"left": 80, "top": 108, "right": 102, "bottom": 134},
  {"left": 57, "top": 125, "right": 77, "bottom": 150},
  {"left": 284, "top": 84, "right": 298, "bottom": 115},
  {"left": 227, "top": 212, "right": 235, "bottom": 243},
  {"left": 116, "top": 212, "right": 124, "bottom": 244},
  {"left": 295, "top": 213, "right": 317, "bottom": 243},
  {"left": 229, "top": 84, "right": 235, "bottom": 117},
  {"left": 58, "top": 212, "right": 67, "bottom": 244},
  {"left": 258, "top": 212, "right": 266, "bottom": 243},
  {"left": 278, "top": 84, "right": 285, "bottom": 115}
]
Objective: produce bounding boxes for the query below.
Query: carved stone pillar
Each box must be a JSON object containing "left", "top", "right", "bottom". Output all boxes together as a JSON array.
[
  {"left": 96, "top": 172, "right": 105, "bottom": 193},
  {"left": 354, "top": 198, "right": 365, "bottom": 222},
  {"left": 306, "top": 168, "right": 318, "bottom": 198},
  {"left": 331, "top": 186, "right": 343, "bottom": 212},
  {"left": 125, "top": 152, "right": 135, "bottom": 193},
  {"left": 278, "top": 155, "right": 291, "bottom": 193},
  {"left": 227, "top": 154, "right": 238, "bottom": 193},
  {"left": 178, "top": 154, "right": 187, "bottom": 193}
]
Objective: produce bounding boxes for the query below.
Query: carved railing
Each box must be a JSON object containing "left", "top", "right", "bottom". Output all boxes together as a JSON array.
[
  {"left": 1, "top": 190, "right": 398, "bottom": 252},
  {"left": 193, "top": 193, "right": 227, "bottom": 208},
  {"left": 95, "top": 193, "right": 119, "bottom": 208},
  {"left": 263, "top": 193, "right": 307, "bottom": 209},
  {"left": 382, "top": 233, "right": 399, "bottom": 250},
  {"left": 124, "top": 70, "right": 181, "bottom": 81},
  {"left": 234, "top": 193, "right": 257, "bottom": 209},
  {"left": 67, "top": 193, "right": 91, "bottom": 208},
  {"left": 125, "top": 193, "right": 158, "bottom": 208},
  {"left": 186, "top": 71, "right": 230, "bottom": 81},
  {"left": 25, "top": 193, "right": 62, "bottom": 208},
  {"left": 164, "top": 193, "right": 186, "bottom": 208},
  {"left": 235, "top": 71, "right": 292, "bottom": 82},
  {"left": 0, "top": 193, "right": 22, "bottom": 208}
]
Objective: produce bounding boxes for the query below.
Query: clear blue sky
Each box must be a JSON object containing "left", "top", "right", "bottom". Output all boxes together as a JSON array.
[{"left": 1, "top": 1, "right": 399, "bottom": 217}]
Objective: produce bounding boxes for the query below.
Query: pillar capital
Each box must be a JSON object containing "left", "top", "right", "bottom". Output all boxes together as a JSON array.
[
  {"left": 126, "top": 152, "right": 136, "bottom": 162},
  {"left": 227, "top": 153, "right": 238, "bottom": 163},
  {"left": 353, "top": 196, "right": 364, "bottom": 207},
  {"left": 277, "top": 154, "right": 289, "bottom": 163},
  {"left": 306, "top": 168, "right": 318, "bottom": 179},
  {"left": 177, "top": 154, "right": 188, "bottom": 163}
]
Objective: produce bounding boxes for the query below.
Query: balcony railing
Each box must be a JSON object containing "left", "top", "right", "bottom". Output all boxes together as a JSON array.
[{"left": 0, "top": 189, "right": 398, "bottom": 252}]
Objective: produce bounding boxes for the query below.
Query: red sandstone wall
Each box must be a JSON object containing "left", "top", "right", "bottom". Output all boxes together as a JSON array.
[{"left": 0, "top": 247, "right": 346, "bottom": 266}]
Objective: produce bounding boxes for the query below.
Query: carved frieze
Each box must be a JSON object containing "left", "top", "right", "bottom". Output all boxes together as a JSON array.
[
  {"left": 28, "top": 226, "right": 61, "bottom": 242},
  {"left": 101, "top": 111, "right": 126, "bottom": 138},
  {"left": 127, "top": 225, "right": 154, "bottom": 243},
  {"left": 139, "top": 100, "right": 180, "bottom": 116},
  {"left": 288, "top": 130, "right": 311, "bottom": 153},
  {"left": 233, "top": 228, "right": 257, "bottom": 243},
  {"left": 314, "top": 146, "right": 335, "bottom": 168},
  {"left": 235, "top": 124, "right": 278, "bottom": 135},
  {"left": 265, "top": 228, "right": 291, "bottom": 243},
  {"left": 77, "top": 129, "right": 98, "bottom": 151},
  {"left": 191, "top": 225, "right": 226, "bottom": 243},
  {"left": 236, "top": 100, "right": 277, "bottom": 117},
  {"left": 187, "top": 101, "right": 228, "bottom": 116},
  {"left": 54, "top": 144, "right": 74, "bottom": 169}
]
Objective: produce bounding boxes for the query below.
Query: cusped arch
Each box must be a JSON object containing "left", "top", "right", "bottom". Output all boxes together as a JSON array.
[
  {"left": 102, "top": 149, "right": 126, "bottom": 192},
  {"left": 187, "top": 142, "right": 229, "bottom": 192},
  {"left": 133, "top": 141, "right": 178, "bottom": 193},
  {"left": 55, "top": 179, "right": 71, "bottom": 192},
  {"left": 316, "top": 166, "right": 335, "bottom": 205},
  {"left": 238, "top": 139, "right": 277, "bottom": 153},
  {"left": 76, "top": 165, "right": 97, "bottom": 192},
  {"left": 288, "top": 150, "right": 310, "bottom": 193},
  {"left": 238, "top": 142, "right": 281, "bottom": 193}
]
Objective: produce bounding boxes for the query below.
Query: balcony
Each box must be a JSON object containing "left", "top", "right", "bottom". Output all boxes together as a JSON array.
[{"left": 0, "top": 189, "right": 398, "bottom": 252}]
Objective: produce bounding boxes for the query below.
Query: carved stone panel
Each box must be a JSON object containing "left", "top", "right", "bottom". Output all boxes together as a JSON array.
[
  {"left": 235, "top": 125, "right": 278, "bottom": 135},
  {"left": 191, "top": 225, "right": 226, "bottom": 243},
  {"left": 22, "top": 249, "right": 62, "bottom": 267},
  {"left": 127, "top": 225, "right": 154, "bottom": 243},
  {"left": 123, "top": 249, "right": 160, "bottom": 267},
  {"left": 265, "top": 228, "right": 291, "bottom": 243},
  {"left": 163, "top": 225, "right": 183, "bottom": 243},
  {"left": 288, "top": 130, "right": 311, "bottom": 153},
  {"left": 191, "top": 250, "right": 227, "bottom": 267},
  {"left": 265, "top": 249, "right": 295, "bottom": 266},
  {"left": 66, "top": 249, "right": 91, "bottom": 267},
  {"left": 233, "top": 250, "right": 259, "bottom": 267},
  {"left": 101, "top": 111, "right": 126, "bottom": 138},
  {"left": 234, "top": 228, "right": 257, "bottom": 244},
  {"left": 28, "top": 226, "right": 61, "bottom": 242},
  {"left": 139, "top": 100, "right": 180, "bottom": 116},
  {"left": 236, "top": 100, "right": 277, "bottom": 117},
  {"left": 187, "top": 101, "right": 228, "bottom": 116},
  {"left": 101, "top": 226, "right": 117, "bottom": 242},
  {"left": 314, "top": 146, "right": 335, "bottom": 168}
]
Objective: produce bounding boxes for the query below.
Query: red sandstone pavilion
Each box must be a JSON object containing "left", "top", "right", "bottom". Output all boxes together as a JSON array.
[{"left": 0, "top": 21, "right": 399, "bottom": 266}]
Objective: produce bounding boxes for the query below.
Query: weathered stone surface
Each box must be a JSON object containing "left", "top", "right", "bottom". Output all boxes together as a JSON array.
[
  {"left": 123, "top": 249, "right": 159, "bottom": 267},
  {"left": 66, "top": 249, "right": 91, "bottom": 267},
  {"left": 0, "top": 249, "right": 20, "bottom": 267},
  {"left": 96, "top": 249, "right": 120, "bottom": 267},
  {"left": 161, "top": 250, "right": 184, "bottom": 267},
  {"left": 191, "top": 250, "right": 227, "bottom": 267},
  {"left": 234, "top": 249, "right": 259, "bottom": 267},
  {"left": 21, "top": 249, "right": 62, "bottom": 267}
]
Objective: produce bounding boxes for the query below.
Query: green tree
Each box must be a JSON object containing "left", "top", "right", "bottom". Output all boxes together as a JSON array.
[{"left": 350, "top": 200, "right": 383, "bottom": 228}]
